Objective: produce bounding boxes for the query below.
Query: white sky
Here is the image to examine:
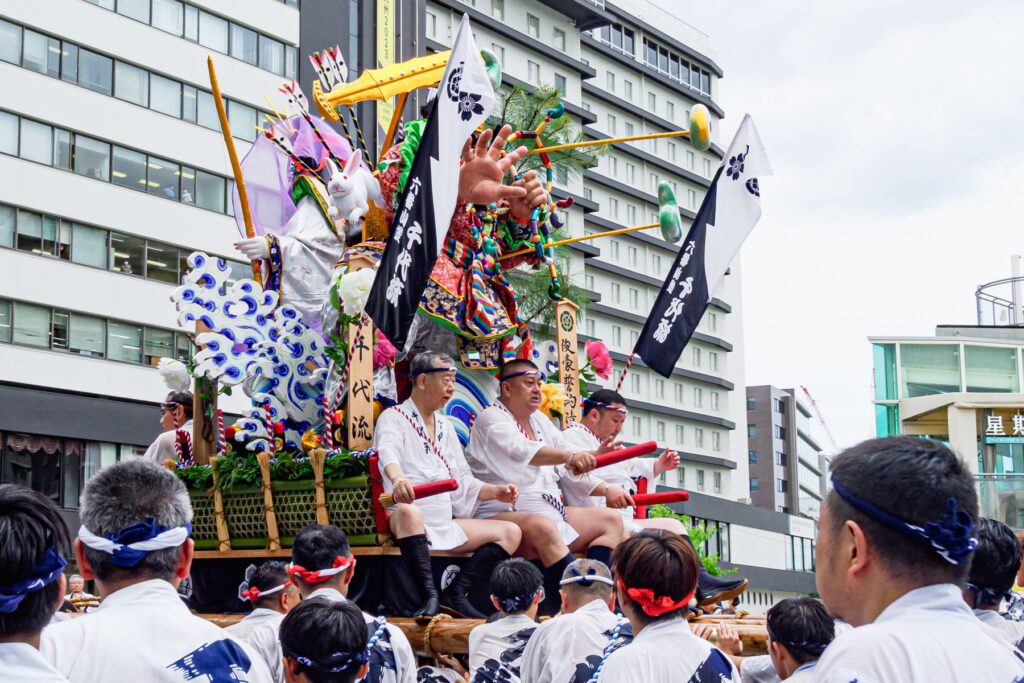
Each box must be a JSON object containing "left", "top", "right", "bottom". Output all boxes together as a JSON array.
[{"left": 654, "top": 0, "right": 1024, "bottom": 448}]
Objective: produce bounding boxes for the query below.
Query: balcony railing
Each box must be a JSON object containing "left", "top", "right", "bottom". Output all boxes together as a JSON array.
[{"left": 977, "top": 473, "right": 1024, "bottom": 530}]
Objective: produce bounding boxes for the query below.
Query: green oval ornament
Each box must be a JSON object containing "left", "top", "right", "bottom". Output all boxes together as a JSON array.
[
  {"left": 479, "top": 49, "right": 503, "bottom": 91},
  {"left": 658, "top": 182, "right": 683, "bottom": 243}
]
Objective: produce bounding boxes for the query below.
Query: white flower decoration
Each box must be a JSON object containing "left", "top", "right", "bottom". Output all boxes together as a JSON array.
[
  {"left": 157, "top": 358, "right": 192, "bottom": 392},
  {"left": 338, "top": 267, "right": 377, "bottom": 316}
]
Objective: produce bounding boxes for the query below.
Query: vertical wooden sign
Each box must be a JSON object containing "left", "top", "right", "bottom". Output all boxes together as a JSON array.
[
  {"left": 556, "top": 299, "right": 581, "bottom": 428},
  {"left": 346, "top": 254, "right": 376, "bottom": 450}
]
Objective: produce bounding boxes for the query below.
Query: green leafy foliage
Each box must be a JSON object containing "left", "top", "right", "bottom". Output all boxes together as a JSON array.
[
  {"left": 174, "top": 447, "right": 371, "bottom": 492},
  {"left": 648, "top": 504, "right": 737, "bottom": 577},
  {"left": 175, "top": 464, "right": 214, "bottom": 492}
]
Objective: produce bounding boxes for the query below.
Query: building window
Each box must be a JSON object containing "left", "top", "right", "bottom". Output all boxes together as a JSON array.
[
  {"left": 608, "top": 156, "right": 618, "bottom": 176},
  {"left": 631, "top": 373, "right": 640, "bottom": 394},
  {"left": 750, "top": 477, "right": 759, "bottom": 492},
  {"left": 655, "top": 378, "right": 665, "bottom": 399},
  {"left": 632, "top": 416, "right": 641, "bottom": 437},
  {"left": 693, "top": 387, "right": 703, "bottom": 407},
  {"left": 710, "top": 392, "right": 719, "bottom": 411},
  {"left": 612, "top": 324, "right": 622, "bottom": 347},
  {"left": 491, "top": 43, "right": 505, "bottom": 64},
  {"left": 528, "top": 60, "right": 539, "bottom": 83},
  {"left": 554, "top": 73, "right": 566, "bottom": 94},
  {"left": 607, "top": 113, "right": 616, "bottom": 134},
  {"left": 747, "top": 397, "right": 755, "bottom": 411},
  {"left": 748, "top": 424, "right": 756, "bottom": 437},
  {"left": 627, "top": 203, "right": 636, "bottom": 224},
  {"left": 666, "top": 101, "right": 675, "bottom": 120},
  {"left": 674, "top": 383, "right": 684, "bottom": 404},
  {"left": 704, "top": 158, "right": 713, "bottom": 177},
  {"left": 553, "top": 28, "right": 566, "bottom": 51},
  {"left": 749, "top": 450, "right": 757, "bottom": 464},
  {"left": 606, "top": 71, "right": 615, "bottom": 92},
  {"left": 688, "top": 189, "right": 697, "bottom": 209},
  {"left": 426, "top": 11, "right": 437, "bottom": 38},
  {"left": 697, "top": 469, "right": 705, "bottom": 490},
  {"left": 712, "top": 432, "right": 721, "bottom": 452},
  {"left": 648, "top": 92, "right": 656, "bottom": 110},
  {"left": 629, "top": 330, "right": 638, "bottom": 346},
  {"left": 586, "top": 318, "right": 595, "bottom": 337},
  {"left": 692, "top": 347, "right": 701, "bottom": 366},
  {"left": 583, "top": 187, "right": 592, "bottom": 200},
  {"left": 492, "top": 0, "right": 505, "bottom": 21},
  {"left": 709, "top": 351, "right": 719, "bottom": 371},
  {"left": 676, "top": 425, "right": 684, "bottom": 445},
  {"left": 623, "top": 79, "right": 633, "bottom": 101},
  {"left": 708, "top": 312, "right": 718, "bottom": 331},
  {"left": 609, "top": 240, "right": 619, "bottom": 260},
  {"left": 713, "top": 471, "right": 721, "bottom": 492},
  {"left": 774, "top": 398, "right": 786, "bottom": 413},
  {"left": 625, "top": 162, "right": 635, "bottom": 184},
  {"left": 695, "top": 428, "right": 705, "bottom": 448},
  {"left": 774, "top": 425, "right": 786, "bottom": 439},
  {"left": 629, "top": 288, "right": 638, "bottom": 308},
  {"left": 776, "top": 451, "right": 787, "bottom": 466},
  {"left": 527, "top": 14, "right": 539, "bottom": 38},
  {"left": 677, "top": 466, "right": 685, "bottom": 485},
  {"left": 777, "top": 478, "right": 789, "bottom": 493},
  {"left": 656, "top": 421, "right": 665, "bottom": 441},
  {"left": 610, "top": 282, "right": 621, "bottom": 303}
]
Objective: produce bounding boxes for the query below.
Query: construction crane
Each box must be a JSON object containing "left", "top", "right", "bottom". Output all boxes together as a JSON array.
[{"left": 800, "top": 386, "right": 840, "bottom": 454}]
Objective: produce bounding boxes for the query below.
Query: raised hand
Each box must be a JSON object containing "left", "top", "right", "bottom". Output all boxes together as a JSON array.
[
  {"left": 508, "top": 168, "right": 549, "bottom": 222},
  {"left": 597, "top": 436, "right": 624, "bottom": 455},
  {"left": 657, "top": 448, "right": 680, "bottom": 472},
  {"left": 603, "top": 485, "right": 634, "bottom": 509},
  {"left": 458, "top": 125, "right": 529, "bottom": 205}
]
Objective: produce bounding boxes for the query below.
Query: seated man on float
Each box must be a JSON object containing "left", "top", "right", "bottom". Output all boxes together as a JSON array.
[
  {"left": 226, "top": 561, "right": 299, "bottom": 641},
  {"left": 600, "top": 530, "right": 739, "bottom": 681},
  {"left": 374, "top": 351, "right": 522, "bottom": 618},
  {"left": 561, "top": 388, "right": 748, "bottom": 607},
  {"left": 812, "top": 436, "right": 1024, "bottom": 681},
  {"left": 467, "top": 358, "right": 626, "bottom": 615},
  {"left": 40, "top": 460, "right": 272, "bottom": 683},
  {"left": 963, "top": 517, "right": 1024, "bottom": 649},
  {"left": 279, "top": 598, "right": 369, "bottom": 683},
  {"left": 0, "top": 484, "right": 71, "bottom": 682},
  {"left": 248, "top": 524, "right": 415, "bottom": 683},
  {"left": 520, "top": 558, "right": 632, "bottom": 683}
]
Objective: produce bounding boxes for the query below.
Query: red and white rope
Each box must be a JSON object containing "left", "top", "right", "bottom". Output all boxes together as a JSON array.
[
  {"left": 217, "top": 409, "right": 225, "bottom": 457},
  {"left": 392, "top": 407, "right": 453, "bottom": 476},
  {"left": 615, "top": 351, "right": 637, "bottom": 392},
  {"left": 331, "top": 314, "right": 367, "bottom": 413}
]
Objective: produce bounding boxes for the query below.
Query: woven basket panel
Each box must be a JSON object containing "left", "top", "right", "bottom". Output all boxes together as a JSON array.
[
  {"left": 273, "top": 488, "right": 319, "bottom": 538},
  {"left": 223, "top": 490, "right": 269, "bottom": 539},
  {"left": 326, "top": 485, "right": 375, "bottom": 536},
  {"left": 188, "top": 492, "right": 219, "bottom": 541}
]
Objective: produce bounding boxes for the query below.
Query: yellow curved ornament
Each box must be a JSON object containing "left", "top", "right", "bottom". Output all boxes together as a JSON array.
[
  {"left": 314, "top": 51, "right": 453, "bottom": 121},
  {"left": 689, "top": 103, "right": 712, "bottom": 152}
]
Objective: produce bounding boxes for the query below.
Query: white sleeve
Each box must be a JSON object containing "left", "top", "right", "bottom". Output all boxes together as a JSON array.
[
  {"left": 467, "top": 408, "right": 544, "bottom": 482},
  {"left": 518, "top": 621, "right": 547, "bottom": 683},
  {"left": 372, "top": 409, "right": 406, "bottom": 472},
  {"left": 247, "top": 624, "right": 285, "bottom": 683},
  {"left": 446, "top": 422, "right": 485, "bottom": 518},
  {"left": 628, "top": 456, "right": 658, "bottom": 483},
  {"left": 387, "top": 624, "right": 417, "bottom": 683},
  {"left": 143, "top": 432, "right": 172, "bottom": 464},
  {"left": 739, "top": 654, "right": 781, "bottom": 683},
  {"left": 558, "top": 466, "right": 604, "bottom": 502}
]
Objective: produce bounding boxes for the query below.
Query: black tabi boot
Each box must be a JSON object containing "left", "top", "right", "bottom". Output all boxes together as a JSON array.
[
  {"left": 680, "top": 534, "right": 748, "bottom": 607},
  {"left": 539, "top": 552, "right": 575, "bottom": 617},
  {"left": 441, "top": 542, "right": 510, "bottom": 619},
  {"left": 586, "top": 545, "right": 613, "bottom": 569},
  {"left": 396, "top": 534, "right": 441, "bottom": 617}
]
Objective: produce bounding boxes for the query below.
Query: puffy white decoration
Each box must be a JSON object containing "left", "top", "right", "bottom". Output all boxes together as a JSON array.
[
  {"left": 157, "top": 358, "right": 191, "bottom": 392},
  {"left": 171, "top": 252, "right": 328, "bottom": 451},
  {"left": 338, "top": 266, "right": 377, "bottom": 316}
]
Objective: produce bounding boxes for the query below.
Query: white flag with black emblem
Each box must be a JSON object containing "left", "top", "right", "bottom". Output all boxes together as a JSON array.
[
  {"left": 365, "top": 14, "right": 495, "bottom": 349},
  {"left": 634, "top": 114, "right": 772, "bottom": 377}
]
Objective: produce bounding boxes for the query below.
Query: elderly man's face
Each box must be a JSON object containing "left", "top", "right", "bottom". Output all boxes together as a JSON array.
[{"left": 69, "top": 577, "right": 85, "bottom": 593}]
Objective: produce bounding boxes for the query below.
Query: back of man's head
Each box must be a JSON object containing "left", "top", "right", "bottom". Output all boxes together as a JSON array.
[
  {"left": 969, "top": 518, "right": 1022, "bottom": 605},
  {"left": 560, "top": 559, "right": 613, "bottom": 611},
  {"left": 766, "top": 596, "right": 834, "bottom": 665},
  {"left": 80, "top": 459, "right": 192, "bottom": 584},
  {"left": 489, "top": 559, "right": 542, "bottom": 614},
  {"left": 0, "top": 484, "right": 70, "bottom": 637},
  {"left": 239, "top": 561, "right": 291, "bottom": 609},
  {"left": 826, "top": 436, "right": 978, "bottom": 585},
  {"left": 291, "top": 525, "right": 352, "bottom": 591},
  {"left": 280, "top": 597, "right": 368, "bottom": 683},
  {"left": 582, "top": 389, "right": 627, "bottom": 417}
]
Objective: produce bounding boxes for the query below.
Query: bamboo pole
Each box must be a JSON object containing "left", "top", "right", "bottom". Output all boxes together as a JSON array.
[
  {"left": 499, "top": 223, "right": 660, "bottom": 261},
  {"left": 310, "top": 448, "right": 329, "bottom": 525},
  {"left": 525, "top": 130, "right": 691, "bottom": 156},
  {"left": 207, "top": 56, "right": 261, "bottom": 282},
  {"left": 256, "top": 451, "right": 281, "bottom": 550},
  {"left": 209, "top": 456, "right": 231, "bottom": 552}
]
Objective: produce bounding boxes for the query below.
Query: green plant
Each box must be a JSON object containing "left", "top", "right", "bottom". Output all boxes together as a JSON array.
[
  {"left": 648, "top": 504, "right": 737, "bottom": 577},
  {"left": 175, "top": 463, "right": 214, "bottom": 491}
]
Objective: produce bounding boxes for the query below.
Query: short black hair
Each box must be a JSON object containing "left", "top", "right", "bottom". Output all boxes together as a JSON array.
[
  {"left": 292, "top": 525, "right": 351, "bottom": 586},
  {"left": 0, "top": 484, "right": 71, "bottom": 636},
  {"left": 164, "top": 391, "right": 194, "bottom": 418},
  {"left": 243, "top": 561, "right": 290, "bottom": 608},
  {"left": 582, "top": 389, "right": 627, "bottom": 417},
  {"left": 280, "top": 597, "right": 368, "bottom": 683},
  {"left": 827, "top": 436, "right": 978, "bottom": 585},
  {"left": 498, "top": 359, "right": 538, "bottom": 382},
  {"left": 766, "top": 596, "right": 834, "bottom": 664},
  {"left": 969, "top": 518, "right": 1022, "bottom": 599},
  {"left": 489, "top": 559, "right": 542, "bottom": 614}
]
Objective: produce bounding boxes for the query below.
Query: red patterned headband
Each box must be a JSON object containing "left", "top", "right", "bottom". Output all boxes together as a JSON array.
[
  {"left": 287, "top": 555, "right": 354, "bottom": 584},
  {"left": 240, "top": 580, "right": 292, "bottom": 602},
  {"left": 617, "top": 575, "right": 693, "bottom": 617}
]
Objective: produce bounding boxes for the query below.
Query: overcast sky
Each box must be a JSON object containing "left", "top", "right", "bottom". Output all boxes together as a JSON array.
[{"left": 652, "top": 0, "right": 1024, "bottom": 448}]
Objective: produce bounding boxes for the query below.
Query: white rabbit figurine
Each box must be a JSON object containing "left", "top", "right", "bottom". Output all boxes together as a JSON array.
[{"left": 327, "top": 150, "right": 380, "bottom": 224}]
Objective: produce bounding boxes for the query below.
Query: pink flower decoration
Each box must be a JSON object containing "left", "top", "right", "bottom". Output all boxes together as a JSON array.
[
  {"left": 586, "top": 340, "right": 613, "bottom": 380},
  {"left": 373, "top": 331, "right": 397, "bottom": 370}
]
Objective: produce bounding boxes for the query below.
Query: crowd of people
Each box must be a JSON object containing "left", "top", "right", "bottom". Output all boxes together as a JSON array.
[{"left": 4, "top": 360, "right": 1024, "bottom": 680}]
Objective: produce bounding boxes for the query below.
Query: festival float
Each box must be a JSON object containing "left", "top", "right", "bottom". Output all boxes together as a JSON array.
[{"left": 150, "top": 13, "right": 767, "bottom": 658}]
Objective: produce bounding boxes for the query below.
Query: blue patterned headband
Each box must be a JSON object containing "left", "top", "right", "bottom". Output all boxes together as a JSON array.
[
  {"left": 498, "top": 587, "right": 543, "bottom": 614},
  {"left": 765, "top": 618, "right": 831, "bottom": 657},
  {"left": 79, "top": 516, "right": 193, "bottom": 568},
  {"left": 282, "top": 645, "right": 370, "bottom": 674},
  {"left": 0, "top": 547, "right": 67, "bottom": 614},
  {"left": 830, "top": 475, "right": 978, "bottom": 565}
]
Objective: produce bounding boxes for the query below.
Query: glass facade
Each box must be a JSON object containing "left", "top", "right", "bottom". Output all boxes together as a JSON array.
[
  {"left": 901, "top": 343, "right": 960, "bottom": 397},
  {"left": 873, "top": 343, "right": 897, "bottom": 400}
]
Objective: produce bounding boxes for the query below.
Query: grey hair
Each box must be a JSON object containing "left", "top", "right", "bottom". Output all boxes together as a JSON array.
[
  {"left": 410, "top": 351, "right": 456, "bottom": 376},
  {"left": 69, "top": 574, "right": 84, "bottom": 582},
  {"left": 80, "top": 459, "right": 193, "bottom": 582},
  {"left": 561, "top": 559, "right": 613, "bottom": 604}
]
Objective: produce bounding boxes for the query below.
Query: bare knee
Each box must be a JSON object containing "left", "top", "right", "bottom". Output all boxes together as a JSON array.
[
  {"left": 496, "top": 521, "right": 522, "bottom": 553},
  {"left": 388, "top": 503, "right": 424, "bottom": 538}
]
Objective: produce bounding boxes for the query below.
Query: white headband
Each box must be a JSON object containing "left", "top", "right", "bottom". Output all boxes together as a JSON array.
[
  {"left": 559, "top": 574, "right": 614, "bottom": 587},
  {"left": 78, "top": 522, "right": 191, "bottom": 568}
]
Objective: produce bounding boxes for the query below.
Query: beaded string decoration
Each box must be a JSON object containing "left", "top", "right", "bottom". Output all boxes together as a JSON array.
[
  {"left": 491, "top": 403, "right": 570, "bottom": 520},
  {"left": 566, "top": 422, "right": 599, "bottom": 444},
  {"left": 588, "top": 617, "right": 626, "bottom": 683},
  {"left": 391, "top": 406, "right": 454, "bottom": 476}
]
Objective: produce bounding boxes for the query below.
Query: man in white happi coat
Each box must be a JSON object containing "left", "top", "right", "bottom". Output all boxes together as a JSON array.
[
  {"left": 0, "top": 484, "right": 72, "bottom": 682},
  {"left": 467, "top": 358, "right": 627, "bottom": 616},
  {"left": 247, "top": 524, "right": 415, "bottom": 683},
  {"left": 963, "top": 517, "right": 1024, "bottom": 651},
  {"left": 813, "top": 436, "right": 1024, "bottom": 682},
  {"left": 561, "top": 388, "right": 748, "bottom": 608},
  {"left": 520, "top": 559, "right": 633, "bottom": 683},
  {"left": 374, "top": 351, "right": 521, "bottom": 619},
  {"left": 40, "top": 460, "right": 272, "bottom": 683},
  {"left": 143, "top": 391, "right": 194, "bottom": 464},
  {"left": 600, "top": 531, "right": 739, "bottom": 682},
  {"left": 225, "top": 561, "right": 298, "bottom": 641}
]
